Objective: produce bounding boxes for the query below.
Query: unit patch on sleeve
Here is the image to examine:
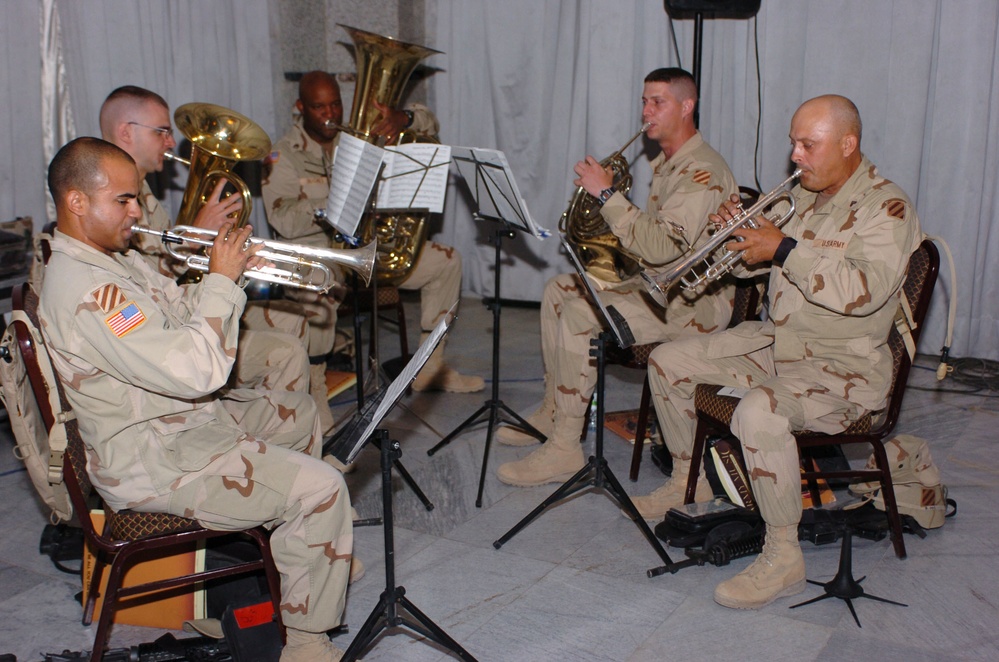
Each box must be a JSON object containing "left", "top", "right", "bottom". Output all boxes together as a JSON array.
[
  {"left": 105, "top": 302, "right": 146, "bottom": 337},
  {"left": 691, "top": 170, "right": 712, "bottom": 185},
  {"left": 92, "top": 283, "right": 127, "bottom": 313}
]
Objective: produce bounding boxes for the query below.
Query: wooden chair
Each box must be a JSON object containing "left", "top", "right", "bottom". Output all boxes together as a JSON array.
[
  {"left": 11, "top": 283, "right": 284, "bottom": 662},
  {"left": 338, "top": 283, "right": 410, "bottom": 362},
  {"left": 683, "top": 239, "right": 940, "bottom": 559}
]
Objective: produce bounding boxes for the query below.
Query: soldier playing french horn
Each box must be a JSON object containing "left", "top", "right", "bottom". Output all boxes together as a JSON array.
[{"left": 496, "top": 67, "right": 738, "bottom": 491}]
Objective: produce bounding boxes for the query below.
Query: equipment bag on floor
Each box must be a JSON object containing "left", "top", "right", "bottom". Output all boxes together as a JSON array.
[{"left": 849, "top": 434, "right": 956, "bottom": 529}]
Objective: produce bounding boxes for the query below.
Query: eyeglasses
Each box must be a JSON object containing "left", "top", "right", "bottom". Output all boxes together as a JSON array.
[{"left": 127, "top": 121, "right": 173, "bottom": 138}]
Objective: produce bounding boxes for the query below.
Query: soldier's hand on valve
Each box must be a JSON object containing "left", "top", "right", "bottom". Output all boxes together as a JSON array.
[{"left": 194, "top": 179, "right": 244, "bottom": 232}]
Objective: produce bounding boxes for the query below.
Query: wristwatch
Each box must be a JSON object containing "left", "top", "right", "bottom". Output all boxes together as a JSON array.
[
  {"left": 402, "top": 109, "right": 415, "bottom": 128},
  {"left": 598, "top": 186, "right": 616, "bottom": 205}
]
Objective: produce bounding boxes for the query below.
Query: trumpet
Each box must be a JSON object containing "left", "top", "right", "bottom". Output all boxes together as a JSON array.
[
  {"left": 642, "top": 169, "right": 802, "bottom": 305},
  {"left": 131, "top": 225, "right": 376, "bottom": 293}
]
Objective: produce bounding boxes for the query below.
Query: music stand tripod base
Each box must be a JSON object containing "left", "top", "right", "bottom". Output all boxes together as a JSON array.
[
  {"left": 492, "top": 333, "right": 678, "bottom": 572},
  {"left": 342, "top": 430, "right": 477, "bottom": 661},
  {"left": 426, "top": 225, "right": 544, "bottom": 508}
]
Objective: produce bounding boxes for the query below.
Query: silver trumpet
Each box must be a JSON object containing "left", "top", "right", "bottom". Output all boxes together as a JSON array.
[
  {"left": 131, "top": 225, "right": 376, "bottom": 293},
  {"left": 642, "top": 169, "right": 802, "bottom": 306}
]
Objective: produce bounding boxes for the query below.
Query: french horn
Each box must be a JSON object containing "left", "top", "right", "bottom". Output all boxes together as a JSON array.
[{"left": 558, "top": 123, "right": 650, "bottom": 283}]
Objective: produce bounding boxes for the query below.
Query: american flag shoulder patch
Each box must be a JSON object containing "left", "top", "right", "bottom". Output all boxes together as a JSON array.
[
  {"left": 691, "top": 170, "right": 712, "bottom": 185},
  {"left": 105, "top": 302, "right": 146, "bottom": 338},
  {"left": 92, "top": 283, "right": 127, "bottom": 313}
]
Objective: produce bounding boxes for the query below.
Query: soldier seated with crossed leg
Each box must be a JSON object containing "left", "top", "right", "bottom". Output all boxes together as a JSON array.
[{"left": 496, "top": 68, "right": 736, "bottom": 500}]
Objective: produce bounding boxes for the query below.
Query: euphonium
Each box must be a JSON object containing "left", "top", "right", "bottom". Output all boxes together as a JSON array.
[
  {"left": 169, "top": 102, "right": 272, "bottom": 228},
  {"left": 130, "top": 225, "right": 376, "bottom": 293},
  {"left": 338, "top": 24, "right": 442, "bottom": 286},
  {"left": 558, "top": 123, "right": 651, "bottom": 283},
  {"left": 641, "top": 169, "right": 802, "bottom": 306}
]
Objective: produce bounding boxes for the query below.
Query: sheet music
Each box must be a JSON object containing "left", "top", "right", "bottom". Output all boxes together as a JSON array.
[
  {"left": 451, "top": 146, "right": 549, "bottom": 238},
  {"left": 376, "top": 143, "right": 451, "bottom": 213},
  {"left": 560, "top": 235, "right": 635, "bottom": 348},
  {"left": 325, "top": 133, "right": 385, "bottom": 237}
]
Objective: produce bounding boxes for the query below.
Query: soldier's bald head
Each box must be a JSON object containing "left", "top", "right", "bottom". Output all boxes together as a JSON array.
[
  {"left": 796, "top": 95, "right": 862, "bottom": 144},
  {"left": 299, "top": 71, "right": 339, "bottom": 101}
]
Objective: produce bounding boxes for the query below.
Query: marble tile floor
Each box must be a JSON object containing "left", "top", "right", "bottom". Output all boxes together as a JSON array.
[{"left": 2, "top": 294, "right": 998, "bottom": 661}]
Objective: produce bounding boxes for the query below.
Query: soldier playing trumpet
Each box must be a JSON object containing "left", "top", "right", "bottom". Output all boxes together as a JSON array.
[{"left": 644, "top": 95, "right": 921, "bottom": 609}]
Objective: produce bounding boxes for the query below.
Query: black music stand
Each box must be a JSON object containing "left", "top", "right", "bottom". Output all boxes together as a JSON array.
[
  {"left": 426, "top": 147, "right": 548, "bottom": 507},
  {"left": 491, "top": 245, "right": 677, "bottom": 568},
  {"left": 328, "top": 315, "right": 477, "bottom": 662}
]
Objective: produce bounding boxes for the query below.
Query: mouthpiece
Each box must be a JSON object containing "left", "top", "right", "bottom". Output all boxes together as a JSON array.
[{"left": 163, "top": 151, "right": 191, "bottom": 166}]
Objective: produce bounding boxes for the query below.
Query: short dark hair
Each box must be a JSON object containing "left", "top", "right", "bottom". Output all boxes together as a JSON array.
[
  {"left": 103, "top": 85, "right": 168, "bottom": 110},
  {"left": 644, "top": 67, "right": 698, "bottom": 103},
  {"left": 48, "top": 137, "right": 135, "bottom": 203}
]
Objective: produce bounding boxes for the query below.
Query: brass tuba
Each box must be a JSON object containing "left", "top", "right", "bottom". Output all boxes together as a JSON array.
[
  {"left": 339, "top": 24, "right": 442, "bottom": 286},
  {"left": 170, "top": 102, "right": 272, "bottom": 228},
  {"left": 558, "top": 123, "right": 650, "bottom": 283}
]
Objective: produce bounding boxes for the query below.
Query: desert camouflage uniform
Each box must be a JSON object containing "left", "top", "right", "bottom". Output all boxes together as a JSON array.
[
  {"left": 132, "top": 180, "right": 312, "bottom": 391},
  {"left": 261, "top": 108, "right": 463, "bottom": 350},
  {"left": 647, "top": 156, "right": 922, "bottom": 526},
  {"left": 39, "top": 231, "right": 352, "bottom": 634},
  {"left": 542, "top": 132, "right": 737, "bottom": 430}
]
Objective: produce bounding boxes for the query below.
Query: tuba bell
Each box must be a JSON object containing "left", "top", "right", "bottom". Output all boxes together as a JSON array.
[
  {"left": 558, "top": 124, "right": 650, "bottom": 283},
  {"left": 338, "top": 24, "right": 442, "bottom": 286},
  {"left": 170, "top": 102, "right": 272, "bottom": 228}
]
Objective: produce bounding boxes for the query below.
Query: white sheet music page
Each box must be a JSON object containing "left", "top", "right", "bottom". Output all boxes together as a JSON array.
[
  {"left": 376, "top": 143, "right": 451, "bottom": 213},
  {"left": 348, "top": 303, "right": 456, "bottom": 462},
  {"left": 325, "top": 133, "right": 385, "bottom": 237}
]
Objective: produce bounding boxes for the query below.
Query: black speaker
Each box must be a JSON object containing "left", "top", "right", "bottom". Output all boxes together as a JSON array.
[{"left": 664, "top": 0, "right": 761, "bottom": 20}]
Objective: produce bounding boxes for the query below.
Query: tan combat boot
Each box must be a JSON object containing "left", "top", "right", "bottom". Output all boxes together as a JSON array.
[
  {"left": 497, "top": 396, "right": 554, "bottom": 446},
  {"left": 496, "top": 416, "right": 586, "bottom": 486},
  {"left": 629, "top": 457, "right": 713, "bottom": 520},
  {"left": 281, "top": 628, "right": 344, "bottom": 662},
  {"left": 411, "top": 334, "right": 485, "bottom": 393},
  {"left": 309, "top": 363, "right": 336, "bottom": 437},
  {"left": 713, "top": 523, "right": 805, "bottom": 609}
]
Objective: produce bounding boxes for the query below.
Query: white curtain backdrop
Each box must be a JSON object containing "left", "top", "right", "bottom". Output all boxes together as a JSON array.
[
  {"left": 425, "top": 0, "right": 999, "bottom": 362},
  {"left": 1, "top": 1, "right": 996, "bottom": 361},
  {"left": 3, "top": 0, "right": 276, "bottom": 237}
]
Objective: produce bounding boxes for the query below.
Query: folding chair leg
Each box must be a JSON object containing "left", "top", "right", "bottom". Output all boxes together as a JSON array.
[
  {"left": 684, "top": 418, "right": 710, "bottom": 504},
  {"left": 629, "top": 378, "right": 652, "bottom": 481}
]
